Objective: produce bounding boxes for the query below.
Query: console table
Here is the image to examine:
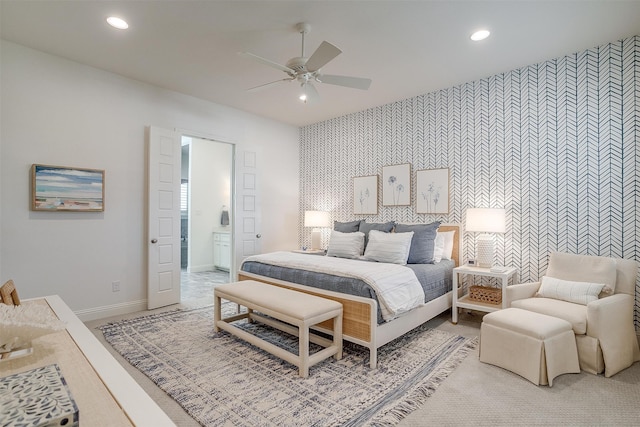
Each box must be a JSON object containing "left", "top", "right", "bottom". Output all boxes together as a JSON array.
[{"left": 0, "top": 295, "right": 175, "bottom": 426}]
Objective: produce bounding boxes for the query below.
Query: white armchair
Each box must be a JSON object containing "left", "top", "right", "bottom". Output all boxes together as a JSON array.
[{"left": 507, "top": 252, "right": 639, "bottom": 377}]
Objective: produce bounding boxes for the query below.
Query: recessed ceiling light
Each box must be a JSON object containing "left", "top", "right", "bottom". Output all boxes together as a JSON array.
[
  {"left": 107, "top": 16, "right": 129, "bottom": 30},
  {"left": 470, "top": 30, "right": 490, "bottom": 41}
]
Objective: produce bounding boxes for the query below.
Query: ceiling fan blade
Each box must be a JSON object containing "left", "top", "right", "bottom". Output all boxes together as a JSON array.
[
  {"left": 238, "top": 52, "right": 294, "bottom": 74},
  {"left": 317, "top": 74, "right": 372, "bottom": 90},
  {"left": 305, "top": 41, "right": 342, "bottom": 72},
  {"left": 300, "top": 82, "right": 320, "bottom": 104},
  {"left": 247, "top": 78, "right": 293, "bottom": 93}
]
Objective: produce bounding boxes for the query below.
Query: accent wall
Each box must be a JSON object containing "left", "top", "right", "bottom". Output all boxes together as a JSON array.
[{"left": 299, "top": 35, "right": 640, "bottom": 327}]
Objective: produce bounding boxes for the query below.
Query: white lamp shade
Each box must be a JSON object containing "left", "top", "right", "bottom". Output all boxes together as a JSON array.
[
  {"left": 304, "top": 210, "right": 329, "bottom": 251},
  {"left": 466, "top": 208, "right": 505, "bottom": 268},
  {"left": 465, "top": 208, "right": 506, "bottom": 233},
  {"left": 304, "top": 211, "right": 330, "bottom": 228}
]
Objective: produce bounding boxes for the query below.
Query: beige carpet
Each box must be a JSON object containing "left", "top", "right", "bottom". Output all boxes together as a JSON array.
[{"left": 86, "top": 302, "right": 640, "bottom": 426}]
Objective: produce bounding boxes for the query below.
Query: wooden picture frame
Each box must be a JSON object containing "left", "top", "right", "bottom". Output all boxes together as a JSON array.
[
  {"left": 416, "top": 168, "right": 449, "bottom": 214},
  {"left": 382, "top": 163, "right": 410, "bottom": 206},
  {"left": 353, "top": 175, "right": 378, "bottom": 215},
  {"left": 31, "top": 164, "right": 105, "bottom": 212}
]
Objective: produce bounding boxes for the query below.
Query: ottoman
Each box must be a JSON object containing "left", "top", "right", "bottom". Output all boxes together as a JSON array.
[{"left": 480, "top": 308, "right": 580, "bottom": 386}]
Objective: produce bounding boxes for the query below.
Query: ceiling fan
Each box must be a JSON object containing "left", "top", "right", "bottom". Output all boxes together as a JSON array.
[{"left": 239, "top": 22, "right": 372, "bottom": 103}]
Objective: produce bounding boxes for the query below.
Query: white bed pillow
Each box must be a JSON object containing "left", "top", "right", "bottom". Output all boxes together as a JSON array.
[
  {"left": 363, "top": 230, "right": 414, "bottom": 265},
  {"left": 433, "top": 230, "right": 455, "bottom": 262},
  {"left": 536, "top": 276, "right": 605, "bottom": 305},
  {"left": 326, "top": 230, "right": 365, "bottom": 259}
]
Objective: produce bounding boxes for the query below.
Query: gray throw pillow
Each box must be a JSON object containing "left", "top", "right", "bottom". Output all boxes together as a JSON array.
[
  {"left": 394, "top": 221, "right": 441, "bottom": 264},
  {"left": 334, "top": 220, "right": 362, "bottom": 233},
  {"left": 359, "top": 221, "right": 395, "bottom": 247}
]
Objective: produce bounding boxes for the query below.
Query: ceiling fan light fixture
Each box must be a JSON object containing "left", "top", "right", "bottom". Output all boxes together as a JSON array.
[
  {"left": 241, "top": 22, "right": 370, "bottom": 101},
  {"left": 470, "top": 29, "right": 490, "bottom": 41},
  {"left": 107, "top": 16, "right": 129, "bottom": 30},
  {"left": 299, "top": 82, "right": 309, "bottom": 103}
]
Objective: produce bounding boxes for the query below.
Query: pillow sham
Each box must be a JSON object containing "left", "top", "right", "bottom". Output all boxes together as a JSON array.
[
  {"left": 334, "top": 220, "right": 362, "bottom": 233},
  {"left": 363, "top": 230, "right": 414, "bottom": 265},
  {"left": 326, "top": 230, "right": 365, "bottom": 259},
  {"left": 394, "top": 221, "right": 440, "bottom": 264},
  {"left": 358, "top": 221, "right": 395, "bottom": 247},
  {"left": 546, "top": 252, "right": 617, "bottom": 295},
  {"left": 536, "top": 276, "right": 605, "bottom": 305},
  {"left": 433, "top": 232, "right": 445, "bottom": 263},
  {"left": 433, "top": 230, "right": 456, "bottom": 262}
]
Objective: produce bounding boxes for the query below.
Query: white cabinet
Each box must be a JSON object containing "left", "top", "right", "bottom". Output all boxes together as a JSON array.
[{"left": 213, "top": 231, "right": 231, "bottom": 271}]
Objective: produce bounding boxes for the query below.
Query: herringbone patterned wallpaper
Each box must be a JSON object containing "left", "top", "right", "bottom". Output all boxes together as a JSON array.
[{"left": 299, "top": 35, "right": 640, "bottom": 327}]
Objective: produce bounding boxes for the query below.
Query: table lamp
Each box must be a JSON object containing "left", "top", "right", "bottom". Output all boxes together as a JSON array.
[
  {"left": 465, "top": 208, "right": 506, "bottom": 268},
  {"left": 304, "top": 210, "right": 330, "bottom": 250}
]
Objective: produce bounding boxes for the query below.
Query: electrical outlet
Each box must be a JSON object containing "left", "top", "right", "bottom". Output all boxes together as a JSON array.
[{"left": 112, "top": 281, "right": 120, "bottom": 292}]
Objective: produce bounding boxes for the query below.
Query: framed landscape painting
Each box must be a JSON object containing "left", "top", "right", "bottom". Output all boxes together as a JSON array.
[
  {"left": 31, "top": 164, "right": 105, "bottom": 212},
  {"left": 353, "top": 175, "right": 378, "bottom": 214},
  {"left": 382, "top": 163, "right": 410, "bottom": 206},
  {"left": 416, "top": 168, "right": 449, "bottom": 214}
]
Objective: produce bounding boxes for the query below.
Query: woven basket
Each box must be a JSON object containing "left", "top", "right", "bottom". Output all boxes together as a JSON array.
[{"left": 468, "top": 285, "right": 502, "bottom": 304}]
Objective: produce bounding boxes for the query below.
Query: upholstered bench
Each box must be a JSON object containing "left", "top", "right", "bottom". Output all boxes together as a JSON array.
[
  {"left": 479, "top": 307, "right": 580, "bottom": 386},
  {"left": 214, "top": 280, "right": 343, "bottom": 378}
]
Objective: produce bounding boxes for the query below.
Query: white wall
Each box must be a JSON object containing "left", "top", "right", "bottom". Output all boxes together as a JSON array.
[
  {"left": 0, "top": 41, "right": 299, "bottom": 318},
  {"left": 189, "top": 137, "right": 232, "bottom": 272}
]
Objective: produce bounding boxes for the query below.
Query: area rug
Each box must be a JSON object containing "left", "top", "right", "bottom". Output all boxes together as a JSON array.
[{"left": 100, "top": 304, "right": 476, "bottom": 426}]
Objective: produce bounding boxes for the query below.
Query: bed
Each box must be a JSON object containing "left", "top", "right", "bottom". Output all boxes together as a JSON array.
[{"left": 238, "top": 223, "right": 461, "bottom": 368}]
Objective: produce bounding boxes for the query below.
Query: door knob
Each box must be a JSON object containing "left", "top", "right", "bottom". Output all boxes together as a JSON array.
[
  {"left": 151, "top": 239, "right": 158, "bottom": 244},
  {"left": 256, "top": 234, "right": 261, "bottom": 238}
]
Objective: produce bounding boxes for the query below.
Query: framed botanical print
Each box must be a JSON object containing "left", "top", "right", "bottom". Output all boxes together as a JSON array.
[
  {"left": 416, "top": 168, "right": 449, "bottom": 214},
  {"left": 353, "top": 175, "right": 378, "bottom": 214},
  {"left": 382, "top": 163, "right": 410, "bottom": 206}
]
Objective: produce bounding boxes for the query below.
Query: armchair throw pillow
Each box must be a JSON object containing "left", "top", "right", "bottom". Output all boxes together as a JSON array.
[{"left": 536, "top": 276, "right": 605, "bottom": 305}]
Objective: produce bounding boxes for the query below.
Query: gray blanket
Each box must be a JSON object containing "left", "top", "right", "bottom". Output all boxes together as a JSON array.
[{"left": 240, "top": 258, "right": 454, "bottom": 324}]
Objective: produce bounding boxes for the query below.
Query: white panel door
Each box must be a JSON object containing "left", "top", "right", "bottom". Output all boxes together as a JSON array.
[
  {"left": 232, "top": 149, "right": 261, "bottom": 279},
  {"left": 147, "top": 126, "right": 181, "bottom": 309}
]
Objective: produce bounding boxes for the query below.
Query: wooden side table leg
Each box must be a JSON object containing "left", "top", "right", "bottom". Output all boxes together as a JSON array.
[{"left": 452, "top": 273, "right": 459, "bottom": 324}]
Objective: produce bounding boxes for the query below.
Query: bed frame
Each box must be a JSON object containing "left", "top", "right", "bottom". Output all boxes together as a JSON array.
[{"left": 237, "top": 224, "right": 462, "bottom": 368}]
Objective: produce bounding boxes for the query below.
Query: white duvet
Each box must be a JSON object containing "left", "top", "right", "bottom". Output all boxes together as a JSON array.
[{"left": 241, "top": 251, "right": 425, "bottom": 321}]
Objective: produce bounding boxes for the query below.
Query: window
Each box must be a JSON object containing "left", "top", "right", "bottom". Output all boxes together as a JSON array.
[{"left": 181, "top": 180, "right": 188, "bottom": 212}]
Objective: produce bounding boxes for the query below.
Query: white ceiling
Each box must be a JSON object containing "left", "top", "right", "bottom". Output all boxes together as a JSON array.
[{"left": 2, "top": 1, "right": 640, "bottom": 127}]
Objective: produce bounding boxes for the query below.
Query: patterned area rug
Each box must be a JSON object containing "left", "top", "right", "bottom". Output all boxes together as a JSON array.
[{"left": 100, "top": 304, "right": 476, "bottom": 426}]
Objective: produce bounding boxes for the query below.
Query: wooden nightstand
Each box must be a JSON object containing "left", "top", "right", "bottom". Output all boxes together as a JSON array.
[{"left": 451, "top": 265, "right": 518, "bottom": 324}]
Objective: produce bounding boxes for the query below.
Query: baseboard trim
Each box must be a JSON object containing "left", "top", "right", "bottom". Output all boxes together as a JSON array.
[
  {"left": 74, "top": 299, "right": 147, "bottom": 322},
  {"left": 188, "top": 264, "right": 215, "bottom": 273}
]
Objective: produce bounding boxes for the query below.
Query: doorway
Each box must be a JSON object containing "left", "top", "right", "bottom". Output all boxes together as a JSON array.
[{"left": 180, "top": 135, "right": 233, "bottom": 301}]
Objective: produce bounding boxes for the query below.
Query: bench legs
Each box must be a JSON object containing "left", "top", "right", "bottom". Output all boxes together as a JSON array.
[
  {"left": 299, "top": 325, "right": 310, "bottom": 378},
  {"left": 214, "top": 293, "right": 221, "bottom": 332},
  {"left": 214, "top": 293, "right": 343, "bottom": 378}
]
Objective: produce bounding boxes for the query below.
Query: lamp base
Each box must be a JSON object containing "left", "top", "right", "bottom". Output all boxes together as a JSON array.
[
  {"left": 476, "top": 234, "right": 494, "bottom": 268},
  {"left": 311, "top": 229, "right": 322, "bottom": 251}
]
